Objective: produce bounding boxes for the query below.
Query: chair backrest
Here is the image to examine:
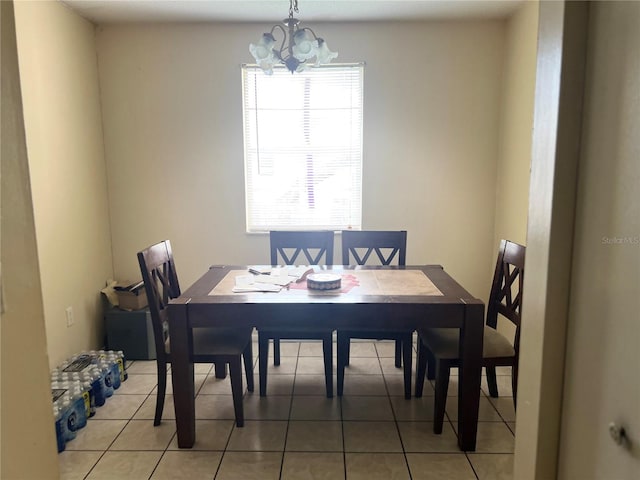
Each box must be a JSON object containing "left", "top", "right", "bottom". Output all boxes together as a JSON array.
[
  {"left": 137, "top": 240, "right": 181, "bottom": 359},
  {"left": 270, "top": 231, "right": 334, "bottom": 265},
  {"left": 341, "top": 230, "right": 407, "bottom": 266},
  {"left": 486, "top": 239, "right": 526, "bottom": 354}
]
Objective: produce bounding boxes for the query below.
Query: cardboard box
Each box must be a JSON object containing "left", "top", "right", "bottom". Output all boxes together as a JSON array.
[{"left": 114, "top": 280, "right": 148, "bottom": 310}]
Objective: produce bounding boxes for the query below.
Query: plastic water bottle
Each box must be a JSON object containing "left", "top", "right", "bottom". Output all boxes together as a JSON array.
[
  {"left": 53, "top": 405, "right": 66, "bottom": 452},
  {"left": 98, "top": 360, "right": 115, "bottom": 398},
  {"left": 71, "top": 381, "right": 91, "bottom": 422},
  {"left": 88, "top": 366, "right": 107, "bottom": 407},
  {"left": 58, "top": 396, "right": 77, "bottom": 442},
  {"left": 110, "top": 350, "right": 128, "bottom": 383},
  {"left": 60, "top": 383, "right": 87, "bottom": 431}
]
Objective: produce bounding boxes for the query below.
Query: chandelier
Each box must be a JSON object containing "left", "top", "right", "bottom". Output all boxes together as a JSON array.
[{"left": 249, "top": 0, "right": 338, "bottom": 74}]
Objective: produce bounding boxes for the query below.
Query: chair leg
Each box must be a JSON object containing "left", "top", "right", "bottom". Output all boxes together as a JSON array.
[
  {"left": 433, "top": 362, "right": 450, "bottom": 434},
  {"left": 486, "top": 366, "right": 499, "bottom": 398},
  {"left": 345, "top": 334, "right": 350, "bottom": 366},
  {"left": 337, "top": 332, "right": 349, "bottom": 396},
  {"left": 258, "top": 332, "right": 269, "bottom": 397},
  {"left": 426, "top": 348, "right": 436, "bottom": 380},
  {"left": 273, "top": 337, "right": 281, "bottom": 366},
  {"left": 243, "top": 341, "right": 254, "bottom": 393},
  {"left": 402, "top": 335, "right": 412, "bottom": 399},
  {"left": 395, "top": 339, "right": 402, "bottom": 368},
  {"left": 228, "top": 358, "right": 245, "bottom": 427},
  {"left": 154, "top": 360, "right": 167, "bottom": 426},
  {"left": 214, "top": 361, "right": 227, "bottom": 379},
  {"left": 415, "top": 339, "right": 427, "bottom": 398},
  {"left": 323, "top": 335, "right": 333, "bottom": 398}
]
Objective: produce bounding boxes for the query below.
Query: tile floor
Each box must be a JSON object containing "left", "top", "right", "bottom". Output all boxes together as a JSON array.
[{"left": 58, "top": 338, "right": 516, "bottom": 480}]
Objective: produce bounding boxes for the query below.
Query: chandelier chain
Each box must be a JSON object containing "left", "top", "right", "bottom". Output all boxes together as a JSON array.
[{"left": 289, "top": 0, "right": 299, "bottom": 18}]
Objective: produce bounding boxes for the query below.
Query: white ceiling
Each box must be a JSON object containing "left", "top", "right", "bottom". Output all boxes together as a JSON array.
[{"left": 61, "top": 0, "right": 525, "bottom": 24}]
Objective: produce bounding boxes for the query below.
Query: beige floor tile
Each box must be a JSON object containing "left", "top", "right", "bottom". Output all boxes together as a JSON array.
[
  {"left": 167, "top": 420, "right": 233, "bottom": 450},
  {"left": 153, "top": 374, "right": 207, "bottom": 395},
  {"left": 298, "top": 341, "right": 326, "bottom": 356},
  {"left": 343, "top": 421, "right": 403, "bottom": 452},
  {"left": 387, "top": 374, "right": 428, "bottom": 397},
  {"left": 195, "top": 394, "right": 237, "bottom": 420},
  {"left": 488, "top": 397, "right": 516, "bottom": 422},
  {"left": 290, "top": 395, "right": 341, "bottom": 420},
  {"left": 406, "top": 453, "right": 476, "bottom": 480},
  {"left": 294, "top": 374, "right": 331, "bottom": 395},
  {"left": 66, "top": 420, "right": 127, "bottom": 450},
  {"left": 133, "top": 394, "right": 175, "bottom": 420},
  {"left": 151, "top": 451, "right": 222, "bottom": 479},
  {"left": 481, "top": 374, "right": 513, "bottom": 397},
  {"left": 227, "top": 420, "right": 288, "bottom": 451},
  {"left": 468, "top": 453, "right": 514, "bottom": 480},
  {"left": 249, "top": 373, "right": 295, "bottom": 395},
  {"left": 285, "top": 421, "right": 343, "bottom": 451},
  {"left": 508, "top": 422, "right": 516, "bottom": 435},
  {"left": 264, "top": 358, "right": 298, "bottom": 375},
  {"left": 469, "top": 422, "right": 515, "bottom": 454},
  {"left": 397, "top": 421, "right": 460, "bottom": 453},
  {"left": 374, "top": 341, "right": 400, "bottom": 358},
  {"left": 110, "top": 419, "right": 175, "bottom": 450},
  {"left": 342, "top": 357, "right": 382, "bottom": 375},
  {"left": 267, "top": 340, "right": 301, "bottom": 357},
  {"left": 346, "top": 341, "right": 378, "bottom": 357},
  {"left": 341, "top": 396, "right": 394, "bottom": 420},
  {"left": 85, "top": 451, "right": 162, "bottom": 480},
  {"left": 199, "top": 374, "right": 233, "bottom": 394},
  {"left": 92, "top": 394, "right": 147, "bottom": 420},
  {"left": 58, "top": 451, "right": 102, "bottom": 480},
  {"left": 296, "top": 356, "right": 334, "bottom": 375},
  {"left": 345, "top": 453, "right": 410, "bottom": 480},
  {"left": 126, "top": 361, "right": 163, "bottom": 375},
  {"left": 340, "top": 374, "right": 387, "bottom": 395},
  {"left": 194, "top": 362, "right": 214, "bottom": 375},
  {"left": 389, "top": 395, "right": 435, "bottom": 421},
  {"left": 281, "top": 452, "right": 345, "bottom": 479},
  {"left": 243, "top": 394, "right": 292, "bottom": 420},
  {"left": 216, "top": 451, "right": 282, "bottom": 480},
  {"left": 379, "top": 357, "right": 415, "bottom": 376},
  {"left": 445, "top": 396, "right": 503, "bottom": 422},
  {"left": 116, "top": 373, "right": 159, "bottom": 395}
]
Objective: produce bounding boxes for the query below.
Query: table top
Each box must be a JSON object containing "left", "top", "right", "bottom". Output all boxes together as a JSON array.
[{"left": 171, "top": 265, "right": 482, "bottom": 330}]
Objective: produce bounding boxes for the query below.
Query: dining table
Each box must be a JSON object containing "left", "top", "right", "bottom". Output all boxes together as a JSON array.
[{"left": 167, "top": 264, "right": 485, "bottom": 451}]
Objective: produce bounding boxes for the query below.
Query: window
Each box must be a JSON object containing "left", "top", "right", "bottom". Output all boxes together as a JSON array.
[{"left": 242, "top": 64, "right": 363, "bottom": 232}]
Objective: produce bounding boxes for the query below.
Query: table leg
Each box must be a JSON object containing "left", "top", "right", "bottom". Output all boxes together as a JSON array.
[
  {"left": 168, "top": 302, "right": 195, "bottom": 448},
  {"left": 457, "top": 300, "right": 484, "bottom": 451}
]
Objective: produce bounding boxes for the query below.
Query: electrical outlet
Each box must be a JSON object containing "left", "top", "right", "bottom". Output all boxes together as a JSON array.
[{"left": 65, "top": 306, "right": 74, "bottom": 327}]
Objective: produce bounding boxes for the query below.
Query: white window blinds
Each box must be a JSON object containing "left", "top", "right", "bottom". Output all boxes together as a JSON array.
[{"left": 242, "top": 64, "right": 363, "bottom": 232}]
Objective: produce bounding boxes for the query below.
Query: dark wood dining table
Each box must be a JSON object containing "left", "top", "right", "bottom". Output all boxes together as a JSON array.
[{"left": 167, "top": 264, "right": 484, "bottom": 451}]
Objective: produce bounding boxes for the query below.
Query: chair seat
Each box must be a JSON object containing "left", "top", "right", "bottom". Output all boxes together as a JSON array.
[
  {"left": 418, "top": 326, "right": 515, "bottom": 360},
  {"left": 165, "top": 327, "right": 253, "bottom": 356}
]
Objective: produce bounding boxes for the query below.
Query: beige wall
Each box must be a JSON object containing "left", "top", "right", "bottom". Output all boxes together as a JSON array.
[
  {"left": 14, "top": 0, "right": 114, "bottom": 368},
  {"left": 1, "top": 1, "right": 60, "bottom": 477},
  {"left": 97, "top": 21, "right": 506, "bottom": 301},
  {"left": 558, "top": 1, "right": 640, "bottom": 477},
  {"left": 494, "top": 1, "right": 537, "bottom": 249}
]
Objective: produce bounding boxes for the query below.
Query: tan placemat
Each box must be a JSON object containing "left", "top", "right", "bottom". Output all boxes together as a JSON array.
[{"left": 209, "top": 269, "right": 443, "bottom": 296}]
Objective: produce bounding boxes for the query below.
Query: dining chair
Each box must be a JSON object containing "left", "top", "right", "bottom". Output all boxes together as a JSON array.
[
  {"left": 415, "top": 239, "right": 525, "bottom": 433},
  {"left": 137, "top": 240, "right": 254, "bottom": 427},
  {"left": 258, "top": 230, "right": 335, "bottom": 397},
  {"left": 337, "top": 230, "right": 413, "bottom": 398}
]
